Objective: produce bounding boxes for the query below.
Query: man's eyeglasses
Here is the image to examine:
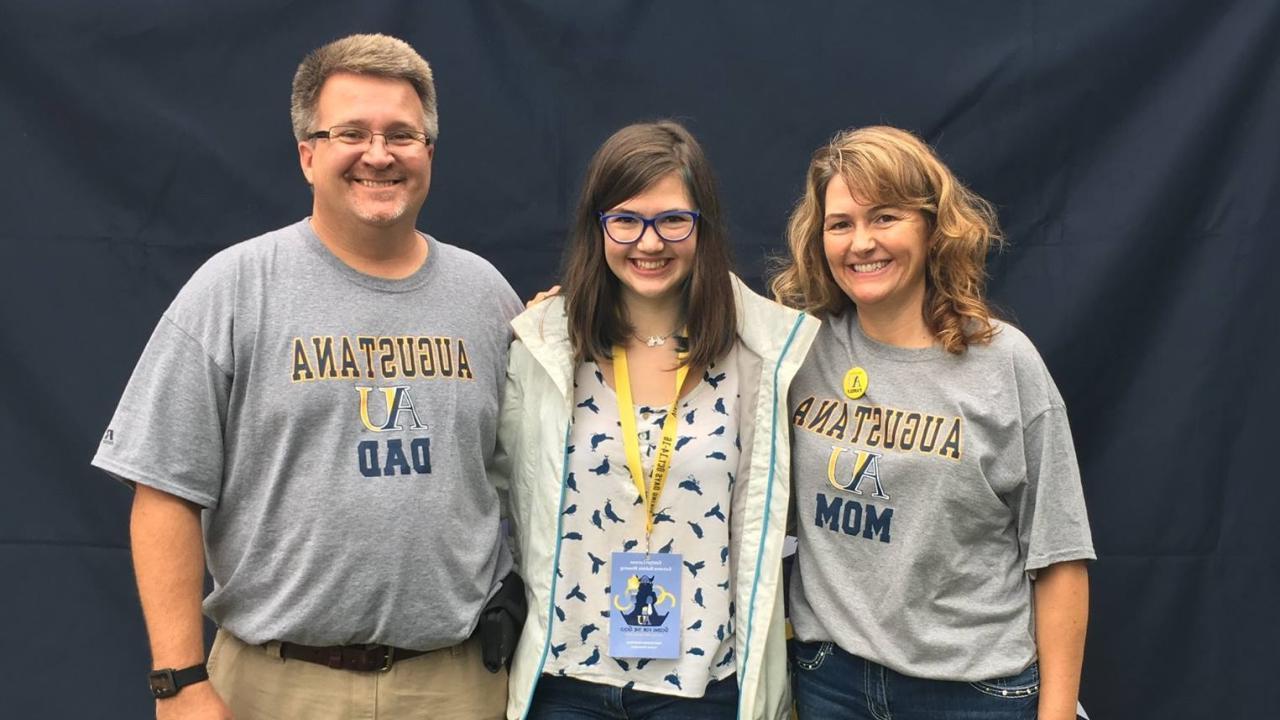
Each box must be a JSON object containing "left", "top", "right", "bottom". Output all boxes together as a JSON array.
[
  {"left": 598, "top": 210, "right": 701, "bottom": 244},
  {"left": 307, "top": 125, "right": 432, "bottom": 149}
]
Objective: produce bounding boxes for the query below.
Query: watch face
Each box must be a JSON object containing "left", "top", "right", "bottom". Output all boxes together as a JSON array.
[{"left": 148, "top": 669, "right": 177, "bottom": 699}]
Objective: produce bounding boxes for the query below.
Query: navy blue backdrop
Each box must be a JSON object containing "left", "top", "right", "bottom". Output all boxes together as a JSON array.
[{"left": 2, "top": 1, "right": 1277, "bottom": 718}]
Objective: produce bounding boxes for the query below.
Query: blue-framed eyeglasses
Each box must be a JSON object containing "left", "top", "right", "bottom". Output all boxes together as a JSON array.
[{"left": 598, "top": 210, "right": 701, "bottom": 244}]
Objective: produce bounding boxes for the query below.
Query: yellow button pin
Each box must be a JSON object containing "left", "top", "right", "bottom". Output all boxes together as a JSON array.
[{"left": 843, "top": 367, "right": 868, "bottom": 399}]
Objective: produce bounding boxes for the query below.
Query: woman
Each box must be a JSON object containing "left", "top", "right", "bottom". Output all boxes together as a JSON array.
[
  {"left": 772, "top": 126, "right": 1094, "bottom": 720},
  {"left": 498, "top": 120, "right": 818, "bottom": 720}
]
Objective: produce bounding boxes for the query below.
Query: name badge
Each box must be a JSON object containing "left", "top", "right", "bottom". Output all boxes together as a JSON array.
[{"left": 608, "top": 552, "right": 682, "bottom": 658}]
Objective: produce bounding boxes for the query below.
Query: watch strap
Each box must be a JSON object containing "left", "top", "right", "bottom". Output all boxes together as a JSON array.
[
  {"left": 148, "top": 663, "right": 209, "bottom": 699},
  {"left": 171, "top": 663, "right": 209, "bottom": 688}
]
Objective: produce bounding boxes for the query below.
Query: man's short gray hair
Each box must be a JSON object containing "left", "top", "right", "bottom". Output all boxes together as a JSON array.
[{"left": 291, "top": 33, "right": 438, "bottom": 142}]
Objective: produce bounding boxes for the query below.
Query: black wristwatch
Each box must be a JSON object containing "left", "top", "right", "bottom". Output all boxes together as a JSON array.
[{"left": 148, "top": 663, "right": 209, "bottom": 699}]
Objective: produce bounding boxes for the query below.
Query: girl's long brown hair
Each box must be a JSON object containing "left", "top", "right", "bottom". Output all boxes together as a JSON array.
[{"left": 562, "top": 121, "right": 736, "bottom": 369}]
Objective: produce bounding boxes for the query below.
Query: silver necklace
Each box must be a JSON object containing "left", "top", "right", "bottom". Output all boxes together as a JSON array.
[
  {"left": 634, "top": 330, "right": 674, "bottom": 348},
  {"left": 633, "top": 323, "right": 682, "bottom": 348}
]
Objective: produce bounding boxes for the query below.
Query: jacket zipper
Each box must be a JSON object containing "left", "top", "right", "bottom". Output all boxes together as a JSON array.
[
  {"left": 736, "top": 313, "right": 808, "bottom": 719},
  {"left": 520, "top": 422, "right": 573, "bottom": 720}
]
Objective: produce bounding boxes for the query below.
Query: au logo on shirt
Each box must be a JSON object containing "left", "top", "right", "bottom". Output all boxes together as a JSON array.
[
  {"left": 815, "top": 445, "right": 893, "bottom": 544},
  {"left": 826, "top": 446, "right": 887, "bottom": 499},
  {"left": 357, "top": 385, "right": 427, "bottom": 432},
  {"left": 354, "top": 385, "right": 431, "bottom": 478}
]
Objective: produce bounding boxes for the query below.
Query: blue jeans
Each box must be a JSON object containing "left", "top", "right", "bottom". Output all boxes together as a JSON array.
[
  {"left": 528, "top": 673, "right": 739, "bottom": 720},
  {"left": 789, "top": 640, "right": 1039, "bottom": 719}
]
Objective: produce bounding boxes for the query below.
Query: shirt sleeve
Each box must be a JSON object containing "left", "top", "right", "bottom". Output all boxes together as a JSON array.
[
  {"left": 91, "top": 313, "right": 231, "bottom": 508},
  {"left": 1016, "top": 405, "right": 1096, "bottom": 572}
]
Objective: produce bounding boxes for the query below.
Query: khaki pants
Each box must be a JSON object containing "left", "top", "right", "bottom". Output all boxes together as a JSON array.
[{"left": 208, "top": 629, "right": 508, "bottom": 720}]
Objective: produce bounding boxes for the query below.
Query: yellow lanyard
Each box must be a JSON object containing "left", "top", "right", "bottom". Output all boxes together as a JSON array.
[{"left": 613, "top": 344, "right": 689, "bottom": 537}]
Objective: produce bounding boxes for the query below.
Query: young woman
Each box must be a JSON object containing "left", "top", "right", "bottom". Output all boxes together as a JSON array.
[
  {"left": 772, "top": 126, "right": 1094, "bottom": 720},
  {"left": 497, "top": 121, "right": 818, "bottom": 720}
]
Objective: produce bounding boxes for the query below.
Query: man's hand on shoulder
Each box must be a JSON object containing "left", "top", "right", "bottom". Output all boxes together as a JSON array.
[
  {"left": 156, "top": 681, "right": 232, "bottom": 720},
  {"left": 526, "top": 285, "right": 561, "bottom": 309}
]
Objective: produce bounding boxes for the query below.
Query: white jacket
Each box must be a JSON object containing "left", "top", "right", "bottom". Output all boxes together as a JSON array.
[{"left": 497, "top": 276, "right": 819, "bottom": 720}]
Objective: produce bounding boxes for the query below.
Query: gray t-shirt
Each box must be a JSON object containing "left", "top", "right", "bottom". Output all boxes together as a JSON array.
[
  {"left": 92, "top": 219, "right": 522, "bottom": 650},
  {"left": 787, "top": 313, "right": 1094, "bottom": 681}
]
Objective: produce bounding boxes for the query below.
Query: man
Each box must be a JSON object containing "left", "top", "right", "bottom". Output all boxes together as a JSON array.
[{"left": 93, "top": 34, "right": 520, "bottom": 719}]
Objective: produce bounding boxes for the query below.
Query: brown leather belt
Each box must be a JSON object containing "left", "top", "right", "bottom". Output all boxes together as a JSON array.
[{"left": 279, "top": 642, "right": 429, "bottom": 672}]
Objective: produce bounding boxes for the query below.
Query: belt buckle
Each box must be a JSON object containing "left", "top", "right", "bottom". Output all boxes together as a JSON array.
[
  {"left": 380, "top": 646, "right": 395, "bottom": 672},
  {"left": 327, "top": 647, "right": 344, "bottom": 670}
]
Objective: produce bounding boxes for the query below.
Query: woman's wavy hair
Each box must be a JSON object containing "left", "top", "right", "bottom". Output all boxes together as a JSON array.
[
  {"left": 770, "top": 126, "right": 1004, "bottom": 354},
  {"left": 561, "top": 120, "right": 736, "bottom": 369}
]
